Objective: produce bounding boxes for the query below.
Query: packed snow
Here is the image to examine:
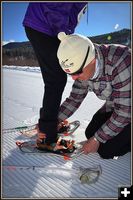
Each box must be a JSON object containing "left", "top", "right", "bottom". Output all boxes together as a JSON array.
[
  {"left": 2, "top": 66, "right": 131, "bottom": 198},
  {"left": 2, "top": 65, "right": 105, "bottom": 130}
]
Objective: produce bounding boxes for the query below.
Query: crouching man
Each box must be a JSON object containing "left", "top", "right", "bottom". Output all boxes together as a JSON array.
[{"left": 57, "top": 32, "right": 131, "bottom": 159}]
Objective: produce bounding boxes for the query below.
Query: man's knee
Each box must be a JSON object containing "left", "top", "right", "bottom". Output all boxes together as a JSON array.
[
  {"left": 98, "top": 141, "right": 131, "bottom": 159},
  {"left": 85, "top": 127, "right": 94, "bottom": 139},
  {"left": 98, "top": 149, "right": 114, "bottom": 159}
]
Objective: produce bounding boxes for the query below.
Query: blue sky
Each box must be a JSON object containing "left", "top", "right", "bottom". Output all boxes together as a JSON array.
[{"left": 2, "top": 2, "right": 131, "bottom": 45}]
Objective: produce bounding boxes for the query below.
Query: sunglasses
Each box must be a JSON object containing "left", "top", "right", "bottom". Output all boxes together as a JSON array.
[{"left": 68, "top": 46, "right": 90, "bottom": 75}]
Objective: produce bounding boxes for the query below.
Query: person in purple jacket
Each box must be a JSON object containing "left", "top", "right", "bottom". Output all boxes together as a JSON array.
[{"left": 23, "top": 2, "right": 88, "bottom": 152}]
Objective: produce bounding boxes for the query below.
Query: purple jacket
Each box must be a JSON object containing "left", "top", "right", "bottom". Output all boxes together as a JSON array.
[{"left": 23, "top": 2, "right": 87, "bottom": 36}]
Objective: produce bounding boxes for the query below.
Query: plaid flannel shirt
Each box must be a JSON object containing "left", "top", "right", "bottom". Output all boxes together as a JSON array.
[{"left": 58, "top": 43, "right": 131, "bottom": 143}]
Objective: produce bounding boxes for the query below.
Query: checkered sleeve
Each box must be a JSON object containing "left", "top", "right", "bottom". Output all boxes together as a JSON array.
[
  {"left": 58, "top": 80, "right": 88, "bottom": 122},
  {"left": 95, "top": 48, "right": 131, "bottom": 143}
]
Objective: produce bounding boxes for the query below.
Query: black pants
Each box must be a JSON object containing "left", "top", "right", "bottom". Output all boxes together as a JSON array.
[
  {"left": 25, "top": 27, "right": 67, "bottom": 143},
  {"left": 85, "top": 110, "right": 131, "bottom": 159}
]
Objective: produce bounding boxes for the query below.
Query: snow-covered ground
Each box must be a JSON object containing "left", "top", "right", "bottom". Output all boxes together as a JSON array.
[{"left": 2, "top": 66, "right": 131, "bottom": 198}]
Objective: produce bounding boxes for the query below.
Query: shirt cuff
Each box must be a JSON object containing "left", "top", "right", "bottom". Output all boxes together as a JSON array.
[{"left": 94, "top": 133, "right": 107, "bottom": 143}]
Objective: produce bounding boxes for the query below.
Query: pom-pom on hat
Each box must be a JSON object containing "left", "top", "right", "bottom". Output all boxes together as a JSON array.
[{"left": 57, "top": 32, "right": 95, "bottom": 75}]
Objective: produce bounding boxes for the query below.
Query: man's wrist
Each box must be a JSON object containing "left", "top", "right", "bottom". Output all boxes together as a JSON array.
[{"left": 93, "top": 136, "right": 99, "bottom": 142}]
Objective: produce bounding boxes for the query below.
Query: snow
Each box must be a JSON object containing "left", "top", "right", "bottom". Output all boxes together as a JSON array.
[{"left": 2, "top": 66, "right": 131, "bottom": 198}]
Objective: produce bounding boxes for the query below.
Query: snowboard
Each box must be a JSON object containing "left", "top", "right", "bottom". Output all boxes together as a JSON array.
[
  {"left": 3, "top": 120, "right": 80, "bottom": 137},
  {"left": 16, "top": 140, "right": 83, "bottom": 160}
]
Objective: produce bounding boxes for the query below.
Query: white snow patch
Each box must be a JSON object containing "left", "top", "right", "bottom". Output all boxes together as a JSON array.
[{"left": 2, "top": 67, "right": 131, "bottom": 198}]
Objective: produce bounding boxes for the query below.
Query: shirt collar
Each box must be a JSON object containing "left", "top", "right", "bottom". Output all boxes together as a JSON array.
[{"left": 90, "top": 58, "right": 100, "bottom": 80}]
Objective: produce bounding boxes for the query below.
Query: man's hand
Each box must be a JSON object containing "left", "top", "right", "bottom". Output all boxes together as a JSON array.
[{"left": 82, "top": 136, "right": 100, "bottom": 154}]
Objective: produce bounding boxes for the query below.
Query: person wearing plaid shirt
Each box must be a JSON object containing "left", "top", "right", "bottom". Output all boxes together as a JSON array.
[{"left": 57, "top": 32, "right": 131, "bottom": 159}]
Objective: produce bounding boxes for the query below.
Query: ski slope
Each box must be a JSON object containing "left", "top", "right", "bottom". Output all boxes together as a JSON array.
[{"left": 2, "top": 66, "right": 131, "bottom": 198}]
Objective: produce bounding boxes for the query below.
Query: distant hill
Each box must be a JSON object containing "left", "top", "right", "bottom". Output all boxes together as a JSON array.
[
  {"left": 2, "top": 28, "right": 131, "bottom": 66},
  {"left": 3, "top": 41, "right": 32, "bottom": 50},
  {"left": 89, "top": 28, "right": 131, "bottom": 45}
]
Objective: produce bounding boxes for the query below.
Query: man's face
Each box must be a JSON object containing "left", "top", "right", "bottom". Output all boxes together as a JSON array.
[{"left": 71, "top": 58, "right": 96, "bottom": 81}]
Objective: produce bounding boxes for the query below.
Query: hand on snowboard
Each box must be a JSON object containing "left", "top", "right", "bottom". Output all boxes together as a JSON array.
[{"left": 82, "top": 137, "right": 100, "bottom": 154}]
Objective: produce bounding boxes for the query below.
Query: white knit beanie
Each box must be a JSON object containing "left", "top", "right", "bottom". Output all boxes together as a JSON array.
[{"left": 57, "top": 32, "right": 95, "bottom": 74}]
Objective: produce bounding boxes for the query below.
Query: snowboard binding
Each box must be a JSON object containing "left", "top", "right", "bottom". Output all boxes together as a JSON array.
[{"left": 36, "top": 137, "right": 76, "bottom": 154}]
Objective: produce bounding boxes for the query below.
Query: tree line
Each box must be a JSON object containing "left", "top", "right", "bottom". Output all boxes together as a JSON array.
[{"left": 2, "top": 29, "right": 131, "bottom": 66}]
